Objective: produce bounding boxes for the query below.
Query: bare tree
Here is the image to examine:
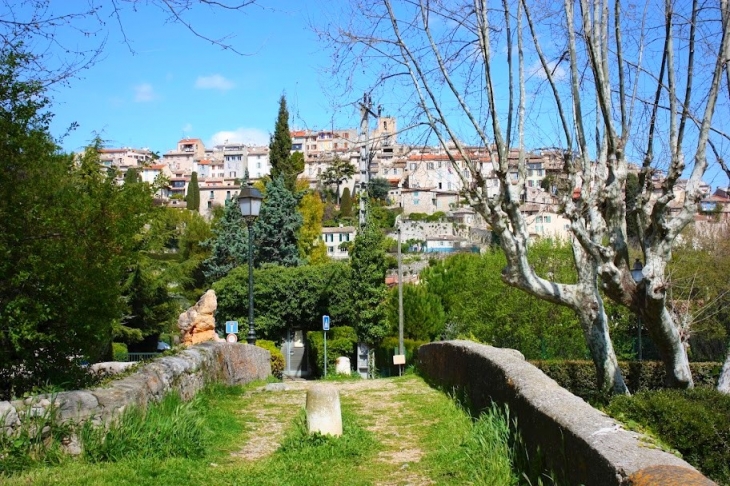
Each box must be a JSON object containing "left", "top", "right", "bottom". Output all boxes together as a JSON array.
[{"left": 319, "top": 0, "right": 729, "bottom": 394}]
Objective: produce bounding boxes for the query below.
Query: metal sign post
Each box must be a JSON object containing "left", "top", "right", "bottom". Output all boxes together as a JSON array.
[
  {"left": 323, "top": 315, "right": 330, "bottom": 377},
  {"left": 225, "top": 321, "right": 239, "bottom": 344}
]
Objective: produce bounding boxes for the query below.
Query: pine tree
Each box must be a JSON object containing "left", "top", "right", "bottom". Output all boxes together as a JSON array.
[
  {"left": 187, "top": 171, "right": 200, "bottom": 211},
  {"left": 253, "top": 176, "right": 302, "bottom": 267},
  {"left": 201, "top": 199, "right": 249, "bottom": 282}
]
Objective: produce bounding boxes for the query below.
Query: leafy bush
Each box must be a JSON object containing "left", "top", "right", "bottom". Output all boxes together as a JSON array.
[
  {"left": 533, "top": 360, "right": 722, "bottom": 399},
  {"left": 606, "top": 387, "right": 730, "bottom": 484},
  {"left": 112, "top": 342, "right": 128, "bottom": 362},
  {"left": 375, "top": 337, "right": 426, "bottom": 377},
  {"left": 306, "top": 326, "right": 358, "bottom": 377},
  {"left": 256, "top": 340, "right": 284, "bottom": 380}
]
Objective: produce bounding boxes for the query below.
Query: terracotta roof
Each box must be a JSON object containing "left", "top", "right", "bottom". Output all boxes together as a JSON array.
[
  {"left": 179, "top": 138, "right": 202, "bottom": 144},
  {"left": 146, "top": 164, "right": 166, "bottom": 170}
]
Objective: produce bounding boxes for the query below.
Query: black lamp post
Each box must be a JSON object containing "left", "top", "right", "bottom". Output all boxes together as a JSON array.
[
  {"left": 631, "top": 258, "right": 644, "bottom": 361},
  {"left": 237, "top": 183, "right": 263, "bottom": 345}
]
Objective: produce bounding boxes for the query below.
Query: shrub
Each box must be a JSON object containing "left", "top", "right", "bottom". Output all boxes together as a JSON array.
[
  {"left": 532, "top": 360, "right": 722, "bottom": 399},
  {"left": 256, "top": 340, "right": 284, "bottom": 380},
  {"left": 112, "top": 342, "right": 128, "bottom": 362},
  {"left": 606, "top": 387, "right": 730, "bottom": 484},
  {"left": 375, "top": 337, "right": 427, "bottom": 377},
  {"left": 306, "top": 326, "right": 358, "bottom": 377}
]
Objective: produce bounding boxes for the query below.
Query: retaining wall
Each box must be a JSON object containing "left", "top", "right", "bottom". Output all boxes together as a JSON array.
[
  {"left": 417, "top": 340, "right": 715, "bottom": 486},
  {"left": 1, "top": 342, "right": 271, "bottom": 434}
]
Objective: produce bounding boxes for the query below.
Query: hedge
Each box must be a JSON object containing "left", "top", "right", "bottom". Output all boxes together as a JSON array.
[
  {"left": 255, "top": 340, "right": 285, "bottom": 380},
  {"left": 306, "top": 327, "right": 358, "bottom": 377},
  {"left": 376, "top": 337, "right": 427, "bottom": 377},
  {"left": 532, "top": 360, "right": 722, "bottom": 398},
  {"left": 606, "top": 387, "right": 730, "bottom": 484}
]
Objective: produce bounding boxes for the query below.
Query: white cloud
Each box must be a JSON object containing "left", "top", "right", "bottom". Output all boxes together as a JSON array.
[
  {"left": 209, "top": 128, "right": 269, "bottom": 147},
  {"left": 195, "top": 74, "right": 235, "bottom": 91},
  {"left": 133, "top": 83, "right": 157, "bottom": 102},
  {"left": 527, "top": 60, "right": 567, "bottom": 81}
]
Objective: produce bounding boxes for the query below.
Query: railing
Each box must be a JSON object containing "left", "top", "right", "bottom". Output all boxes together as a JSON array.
[{"left": 126, "top": 352, "right": 158, "bottom": 362}]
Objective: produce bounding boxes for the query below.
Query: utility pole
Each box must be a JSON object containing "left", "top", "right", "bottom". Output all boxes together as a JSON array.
[
  {"left": 397, "top": 216, "right": 404, "bottom": 376},
  {"left": 358, "top": 93, "right": 380, "bottom": 228}
]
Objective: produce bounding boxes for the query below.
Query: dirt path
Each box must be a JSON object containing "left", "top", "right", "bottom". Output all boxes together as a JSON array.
[{"left": 232, "top": 377, "right": 440, "bottom": 485}]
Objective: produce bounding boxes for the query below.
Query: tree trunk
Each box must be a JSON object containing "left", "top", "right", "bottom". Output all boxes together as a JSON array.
[
  {"left": 718, "top": 346, "right": 730, "bottom": 394},
  {"left": 575, "top": 292, "right": 629, "bottom": 396},
  {"left": 639, "top": 279, "right": 694, "bottom": 389},
  {"left": 336, "top": 181, "right": 341, "bottom": 206}
]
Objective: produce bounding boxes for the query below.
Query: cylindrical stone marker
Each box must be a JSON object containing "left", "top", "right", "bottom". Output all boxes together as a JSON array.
[
  {"left": 305, "top": 384, "right": 342, "bottom": 437},
  {"left": 335, "top": 356, "right": 351, "bottom": 375}
]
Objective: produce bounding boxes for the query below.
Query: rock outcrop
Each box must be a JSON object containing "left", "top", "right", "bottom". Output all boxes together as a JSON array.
[{"left": 178, "top": 289, "right": 220, "bottom": 346}]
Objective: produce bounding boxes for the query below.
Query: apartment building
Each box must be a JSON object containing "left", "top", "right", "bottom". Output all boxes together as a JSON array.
[{"left": 162, "top": 138, "right": 205, "bottom": 174}]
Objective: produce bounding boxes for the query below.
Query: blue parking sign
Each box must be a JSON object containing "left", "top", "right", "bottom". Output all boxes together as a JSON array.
[
  {"left": 322, "top": 315, "right": 330, "bottom": 331},
  {"left": 226, "top": 321, "right": 239, "bottom": 334}
]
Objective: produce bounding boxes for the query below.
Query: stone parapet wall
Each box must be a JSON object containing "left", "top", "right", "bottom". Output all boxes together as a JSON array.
[
  {"left": 417, "top": 340, "right": 714, "bottom": 486},
  {"left": 1, "top": 342, "right": 270, "bottom": 434}
]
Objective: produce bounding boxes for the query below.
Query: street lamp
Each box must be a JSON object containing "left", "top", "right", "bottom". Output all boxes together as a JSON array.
[
  {"left": 237, "top": 183, "right": 263, "bottom": 345},
  {"left": 631, "top": 259, "right": 644, "bottom": 361}
]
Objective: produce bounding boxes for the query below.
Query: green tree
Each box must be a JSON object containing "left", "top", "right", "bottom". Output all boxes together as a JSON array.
[
  {"left": 298, "top": 190, "right": 328, "bottom": 264},
  {"left": 268, "top": 95, "right": 303, "bottom": 192},
  {"left": 385, "top": 283, "right": 446, "bottom": 341},
  {"left": 349, "top": 210, "right": 389, "bottom": 344},
  {"left": 320, "top": 156, "right": 356, "bottom": 204},
  {"left": 254, "top": 176, "right": 302, "bottom": 267},
  {"left": 368, "top": 177, "right": 391, "bottom": 202},
  {"left": 124, "top": 167, "right": 140, "bottom": 184},
  {"left": 201, "top": 199, "right": 249, "bottom": 282},
  {"left": 340, "top": 187, "right": 353, "bottom": 217},
  {"left": 0, "top": 49, "right": 155, "bottom": 398},
  {"left": 187, "top": 171, "right": 200, "bottom": 211}
]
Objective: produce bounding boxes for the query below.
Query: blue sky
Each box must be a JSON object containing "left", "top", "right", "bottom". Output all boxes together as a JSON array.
[{"left": 48, "top": 1, "right": 355, "bottom": 154}]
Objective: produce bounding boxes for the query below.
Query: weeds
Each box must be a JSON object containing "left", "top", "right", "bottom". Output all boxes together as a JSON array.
[
  {"left": 0, "top": 394, "right": 71, "bottom": 475},
  {"left": 80, "top": 392, "right": 211, "bottom": 463}
]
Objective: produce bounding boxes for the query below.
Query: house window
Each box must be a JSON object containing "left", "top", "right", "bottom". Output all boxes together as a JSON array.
[
  {"left": 414, "top": 191, "right": 419, "bottom": 197},
  {"left": 427, "top": 162, "right": 434, "bottom": 170},
  {"left": 209, "top": 191, "right": 214, "bottom": 199},
  {"left": 327, "top": 246, "right": 334, "bottom": 253},
  {"left": 410, "top": 163, "right": 416, "bottom": 171},
  {"left": 257, "top": 162, "right": 261, "bottom": 169},
  {"left": 432, "top": 198, "right": 437, "bottom": 206},
  {"left": 414, "top": 199, "right": 419, "bottom": 205},
  {"left": 528, "top": 180, "right": 534, "bottom": 187},
  {"left": 384, "top": 168, "right": 389, "bottom": 175},
  {"left": 339, "top": 234, "right": 343, "bottom": 242},
  {"left": 536, "top": 216, "right": 543, "bottom": 223},
  {"left": 463, "top": 169, "right": 470, "bottom": 178},
  {"left": 438, "top": 182, "right": 442, "bottom": 189},
  {"left": 207, "top": 201, "right": 212, "bottom": 208},
  {"left": 545, "top": 215, "right": 552, "bottom": 223},
  {"left": 226, "top": 191, "right": 231, "bottom": 200}
]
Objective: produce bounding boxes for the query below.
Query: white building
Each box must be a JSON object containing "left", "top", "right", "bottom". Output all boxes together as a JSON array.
[{"left": 321, "top": 226, "right": 357, "bottom": 259}]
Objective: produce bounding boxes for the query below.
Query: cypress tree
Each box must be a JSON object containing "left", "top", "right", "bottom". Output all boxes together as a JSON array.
[
  {"left": 187, "top": 171, "right": 200, "bottom": 211},
  {"left": 340, "top": 187, "right": 353, "bottom": 217},
  {"left": 269, "top": 95, "right": 292, "bottom": 182}
]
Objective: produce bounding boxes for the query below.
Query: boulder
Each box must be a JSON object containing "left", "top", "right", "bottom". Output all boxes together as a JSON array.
[{"left": 179, "top": 290, "right": 221, "bottom": 346}]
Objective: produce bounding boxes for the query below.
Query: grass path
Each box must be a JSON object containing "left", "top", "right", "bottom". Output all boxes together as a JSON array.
[{"left": 2, "top": 375, "right": 518, "bottom": 486}]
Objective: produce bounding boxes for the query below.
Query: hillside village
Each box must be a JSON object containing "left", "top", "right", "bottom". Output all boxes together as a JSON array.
[{"left": 99, "top": 115, "right": 730, "bottom": 259}]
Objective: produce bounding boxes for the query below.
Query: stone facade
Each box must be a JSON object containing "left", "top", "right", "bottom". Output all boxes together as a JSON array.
[
  {"left": 1, "top": 342, "right": 271, "bottom": 435},
  {"left": 417, "top": 340, "right": 714, "bottom": 486}
]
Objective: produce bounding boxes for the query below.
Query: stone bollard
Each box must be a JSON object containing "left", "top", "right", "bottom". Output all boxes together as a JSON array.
[
  {"left": 305, "top": 384, "right": 342, "bottom": 437},
  {"left": 335, "top": 357, "right": 351, "bottom": 375}
]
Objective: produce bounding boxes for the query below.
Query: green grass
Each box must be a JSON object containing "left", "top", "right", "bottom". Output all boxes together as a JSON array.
[{"left": 2, "top": 376, "right": 526, "bottom": 486}]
